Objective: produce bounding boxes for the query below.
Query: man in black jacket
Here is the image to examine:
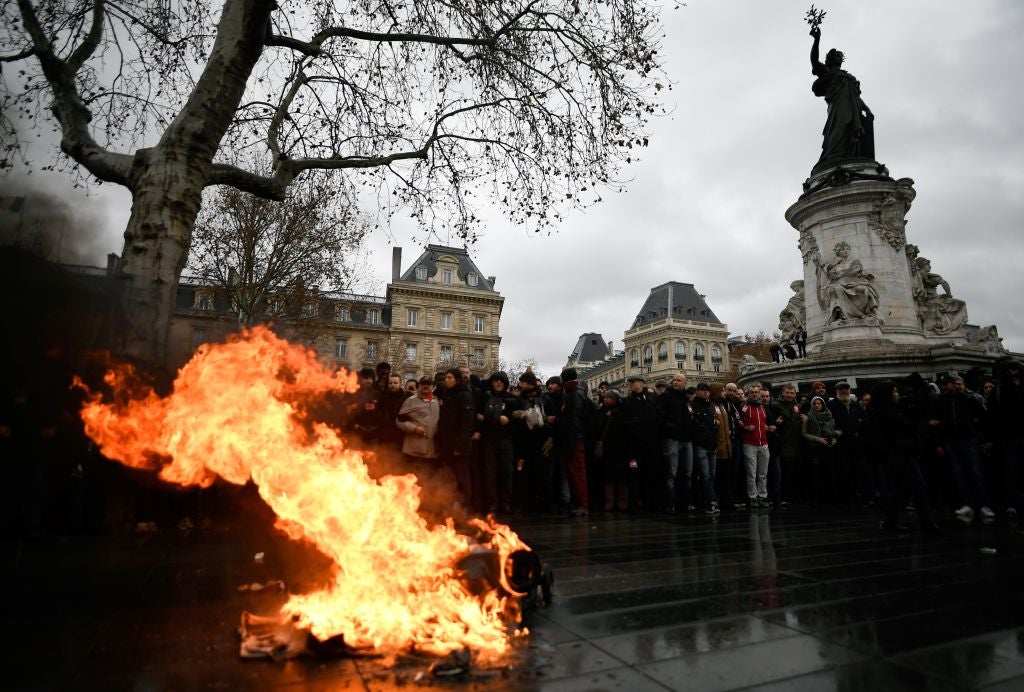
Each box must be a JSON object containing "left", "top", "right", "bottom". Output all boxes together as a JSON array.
[
  {"left": 512, "top": 371, "right": 550, "bottom": 512},
  {"left": 479, "top": 372, "right": 523, "bottom": 515},
  {"left": 929, "top": 374, "right": 993, "bottom": 520},
  {"left": 828, "top": 381, "right": 868, "bottom": 505},
  {"left": 691, "top": 382, "right": 720, "bottom": 514},
  {"left": 654, "top": 373, "right": 690, "bottom": 512}
]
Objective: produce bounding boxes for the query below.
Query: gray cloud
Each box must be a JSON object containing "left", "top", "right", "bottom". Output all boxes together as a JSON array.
[{"left": 5, "top": 0, "right": 1023, "bottom": 376}]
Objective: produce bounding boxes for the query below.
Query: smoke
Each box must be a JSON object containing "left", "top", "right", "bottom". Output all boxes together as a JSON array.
[{"left": 0, "top": 175, "right": 109, "bottom": 265}]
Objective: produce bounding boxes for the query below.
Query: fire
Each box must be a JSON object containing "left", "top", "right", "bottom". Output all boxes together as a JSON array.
[{"left": 75, "top": 326, "right": 530, "bottom": 658}]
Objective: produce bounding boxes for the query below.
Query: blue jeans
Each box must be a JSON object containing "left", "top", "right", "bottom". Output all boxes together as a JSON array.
[
  {"left": 694, "top": 446, "right": 717, "bottom": 506},
  {"left": 944, "top": 437, "right": 990, "bottom": 509},
  {"left": 662, "top": 438, "right": 693, "bottom": 508}
]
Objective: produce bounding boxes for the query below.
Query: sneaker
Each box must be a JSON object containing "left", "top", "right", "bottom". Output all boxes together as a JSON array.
[
  {"left": 758, "top": 498, "right": 771, "bottom": 509},
  {"left": 954, "top": 505, "right": 974, "bottom": 518},
  {"left": 711, "top": 502, "right": 721, "bottom": 514},
  {"left": 778, "top": 500, "right": 790, "bottom": 509},
  {"left": 704, "top": 506, "right": 715, "bottom": 516},
  {"left": 980, "top": 506, "right": 996, "bottom": 520},
  {"left": 687, "top": 504, "right": 697, "bottom": 514},
  {"left": 737, "top": 502, "right": 749, "bottom": 511}
]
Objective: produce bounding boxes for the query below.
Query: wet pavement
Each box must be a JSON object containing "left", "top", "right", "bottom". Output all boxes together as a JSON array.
[{"left": 9, "top": 506, "right": 1024, "bottom": 691}]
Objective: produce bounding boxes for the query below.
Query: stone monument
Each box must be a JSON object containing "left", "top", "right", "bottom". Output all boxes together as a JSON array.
[{"left": 740, "top": 9, "right": 1014, "bottom": 390}]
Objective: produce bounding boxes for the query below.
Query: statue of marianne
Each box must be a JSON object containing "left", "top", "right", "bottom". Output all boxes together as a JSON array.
[{"left": 809, "top": 26, "right": 875, "bottom": 170}]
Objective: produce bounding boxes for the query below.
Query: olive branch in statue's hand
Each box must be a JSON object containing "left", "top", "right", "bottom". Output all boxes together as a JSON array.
[{"left": 806, "top": 5, "right": 827, "bottom": 32}]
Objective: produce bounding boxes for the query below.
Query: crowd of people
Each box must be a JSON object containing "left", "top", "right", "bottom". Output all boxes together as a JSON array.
[{"left": 331, "top": 358, "right": 1024, "bottom": 532}]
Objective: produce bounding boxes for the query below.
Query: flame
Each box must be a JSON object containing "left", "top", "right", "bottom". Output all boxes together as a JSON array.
[{"left": 75, "top": 326, "right": 529, "bottom": 658}]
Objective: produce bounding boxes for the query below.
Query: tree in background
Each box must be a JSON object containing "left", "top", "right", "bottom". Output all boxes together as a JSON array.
[
  {"left": 187, "top": 173, "right": 370, "bottom": 326},
  {"left": 1, "top": 0, "right": 666, "bottom": 363},
  {"left": 499, "top": 356, "right": 543, "bottom": 386}
]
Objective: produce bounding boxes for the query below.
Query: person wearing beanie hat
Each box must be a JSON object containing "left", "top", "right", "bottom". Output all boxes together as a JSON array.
[
  {"left": 518, "top": 370, "right": 538, "bottom": 386},
  {"left": 480, "top": 371, "right": 523, "bottom": 514},
  {"left": 560, "top": 367, "right": 578, "bottom": 383}
]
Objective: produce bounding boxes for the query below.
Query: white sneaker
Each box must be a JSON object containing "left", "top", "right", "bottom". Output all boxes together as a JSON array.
[
  {"left": 954, "top": 505, "right": 974, "bottom": 518},
  {"left": 980, "top": 506, "right": 996, "bottom": 520}
]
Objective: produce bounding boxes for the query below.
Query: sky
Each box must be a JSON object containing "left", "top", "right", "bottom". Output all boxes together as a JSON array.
[{"left": 6, "top": 0, "right": 1024, "bottom": 378}]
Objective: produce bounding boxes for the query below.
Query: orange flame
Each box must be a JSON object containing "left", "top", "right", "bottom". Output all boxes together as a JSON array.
[{"left": 75, "top": 326, "right": 529, "bottom": 658}]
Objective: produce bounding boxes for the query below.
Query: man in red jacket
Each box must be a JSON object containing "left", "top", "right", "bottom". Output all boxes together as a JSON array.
[{"left": 741, "top": 383, "right": 773, "bottom": 509}]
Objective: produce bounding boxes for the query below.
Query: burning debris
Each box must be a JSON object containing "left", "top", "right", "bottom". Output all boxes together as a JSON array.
[{"left": 74, "top": 327, "right": 550, "bottom": 664}]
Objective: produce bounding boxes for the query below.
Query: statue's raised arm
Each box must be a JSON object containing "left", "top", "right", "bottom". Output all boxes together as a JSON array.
[{"left": 810, "top": 26, "right": 825, "bottom": 75}]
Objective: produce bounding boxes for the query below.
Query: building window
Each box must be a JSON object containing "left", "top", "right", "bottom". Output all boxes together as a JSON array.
[
  {"left": 302, "top": 301, "right": 318, "bottom": 319},
  {"left": 194, "top": 290, "right": 214, "bottom": 311},
  {"left": 711, "top": 344, "right": 723, "bottom": 362},
  {"left": 696, "top": 362, "right": 703, "bottom": 372},
  {"left": 407, "top": 308, "right": 418, "bottom": 327},
  {"left": 335, "top": 338, "right": 348, "bottom": 359},
  {"left": 713, "top": 363, "right": 721, "bottom": 373},
  {"left": 630, "top": 349, "right": 639, "bottom": 367},
  {"left": 268, "top": 296, "right": 285, "bottom": 315},
  {"left": 442, "top": 267, "right": 453, "bottom": 284},
  {"left": 336, "top": 305, "right": 348, "bottom": 322},
  {"left": 415, "top": 265, "right": 427, "bottom": 280},
  {"left": 473, "top": 347, "right": 484, "bottom": 367},
  {"left": 405, "top": 343, "right": 417, "bottom": 362},
  {"left": 694, "top": 344, "right": 705, "bottom": 361},
  {"left": 675, "top": 341, "right": 686, "bottom": 359},
  {"left": 439, "top": 344, "right": 453, "bottom": 363},
  {"left": 474, "top": 315, "right": 484, "bottom": 333},
  {"left": 367, "top": 308, "right": 379, "bottom": 325},
  {"left": 467, "top": 273, "right": 478, "bottom": 287},
  {"left": 440, "top": 311, "right": 452, "bottom": 330},
  {"left": 643, "top": 346, "right": 653, "bottom": 364},
  {"left": 366, "top": 341, "right": 379, "bottom": 361},
  {"left": 657, "top": 341, "right": 668, "bottom": 361}
]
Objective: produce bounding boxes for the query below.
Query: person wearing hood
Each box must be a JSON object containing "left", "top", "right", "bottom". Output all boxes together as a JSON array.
[
  {"left": 438, "top": 367, "right": 476, "bottom": 505},
  {"left": 479, "top": 371, "right": 523, "bottom": 515},
  {"left": 803, "top": 395, "right": 838, "bottom": 505},
  {"left": 558, "top": 368, "right": 593, "bottom": 517}
]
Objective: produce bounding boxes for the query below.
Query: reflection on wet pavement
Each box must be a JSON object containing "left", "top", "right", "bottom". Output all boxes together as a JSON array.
[{"left": 10, "top": 507, "right": 1024, "bottom": 690}]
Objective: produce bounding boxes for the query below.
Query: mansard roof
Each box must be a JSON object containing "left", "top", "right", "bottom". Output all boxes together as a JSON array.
[
  {"left": 631, "top": 281, "right": 721, "bottom": 328},
  {"left": 398, "top": 244, "right": 495, "bottom": 291},
  {"left": 569, "top": 333, "right": 610, "bottom": 363}
]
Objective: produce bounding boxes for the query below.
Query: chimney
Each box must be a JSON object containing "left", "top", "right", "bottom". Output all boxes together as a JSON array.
[
  {"left": 106, "top": 253, "right": 118, "bottom": 277},
  {"left": 487, "top": 275, "right": 496, "bottom": 288},
  {"left": 392, "top": 247, "right": 402, "bottom": 282}
]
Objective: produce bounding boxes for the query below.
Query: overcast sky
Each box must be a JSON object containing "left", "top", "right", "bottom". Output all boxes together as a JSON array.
[{"left": 9, "top": 0, "right": 1024, "bottom": 378}]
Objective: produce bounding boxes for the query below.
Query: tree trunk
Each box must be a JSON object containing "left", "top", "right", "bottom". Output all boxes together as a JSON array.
[
  {"left": 117, "top": 148, "right": 207, "bottom": 364},
  {"left": 113, "top": 0, "right": 275, "bottom": 364}
]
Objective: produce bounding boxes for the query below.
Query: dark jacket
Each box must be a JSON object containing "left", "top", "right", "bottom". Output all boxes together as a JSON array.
[
  {"left": 827, "top": 396, "right": 864, "bottom": 445},
  {"left": 623, "top": 389, "right": 659, "bottom": 455},
  {"left": 690, "top": 397, "right": 718, "bottom": 450},
  {"left": 438, "top": 383, "right": 476, "bottom": 457},
  {"left": 655, "top": 387, "right": 691, "bottom": 441},
  {"left": 868, "top": 401, "right": 920, "bottom": 457},
  {"left": 930, "top": 391, "right": 983, "bottom": 440},
  {"left": 993, "top": 370, "right": 1024, "bottom": 439},
  {"left": 594, "top": 405, "right": 629, "bottom": 473},
  {"left": 557, "top": 380, "right": 593, "bottom": 448},
  {"left": 377, "top": 389, "right": 408, "bottom": 449},
  {"left": 480, "top": 388, "right": 522, "bottom": 440},
  {"left": 769, "top": 397, "right": 803, "bottom": 459}
]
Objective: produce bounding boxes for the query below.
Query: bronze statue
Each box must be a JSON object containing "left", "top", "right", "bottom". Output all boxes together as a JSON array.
[{"left": 809, "top": 25, "right": 874, "bottom": 171}]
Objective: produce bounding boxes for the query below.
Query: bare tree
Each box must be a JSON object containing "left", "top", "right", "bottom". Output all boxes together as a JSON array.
[
  {"left": 1, "top": 0, "right": 665, "bottom": 363},
  {"left": 499, "top": 356, "right": 543, "bottom": 385},
  {"left": 187, "top": 173, "right": 368, "bottom": 326}
]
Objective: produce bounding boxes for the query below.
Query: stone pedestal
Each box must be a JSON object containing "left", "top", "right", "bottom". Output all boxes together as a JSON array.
[{"left": 785, "top": 164, "right": 936, "bottom": 355}]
